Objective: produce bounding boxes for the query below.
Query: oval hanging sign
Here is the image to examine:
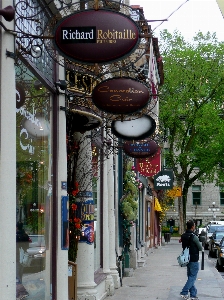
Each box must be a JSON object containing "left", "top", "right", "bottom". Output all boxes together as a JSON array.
[
  {"left": 69, "top": 106, "right": 102, "bottom": 133},
  {"left": 123, "top": 139, "right": 158, "bottom": 158},
  {"left": 54, "top": 9, "right": 140, "bottom": 64},
  {"left": 111, "top": 115, "right": 156, "bottom": 140},
  {"left": 92, "top": 77, "right": 150, "bottom": 114}
]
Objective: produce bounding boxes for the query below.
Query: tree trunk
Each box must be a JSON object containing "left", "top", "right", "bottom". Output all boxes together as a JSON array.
[{"left": 178, "top": 196, "right": 184, "bottom": 234}]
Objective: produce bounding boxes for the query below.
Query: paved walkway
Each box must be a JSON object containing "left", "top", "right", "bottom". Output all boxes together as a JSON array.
[{"left": 105, "top": 238, "right": 224, "bottom": 300}]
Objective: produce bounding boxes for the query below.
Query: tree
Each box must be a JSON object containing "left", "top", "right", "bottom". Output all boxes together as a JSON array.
[{"left": 158, "top": 30, "right": 224, "bottom": 232}]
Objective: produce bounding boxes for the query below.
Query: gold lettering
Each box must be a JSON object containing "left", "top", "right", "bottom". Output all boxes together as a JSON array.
[
  {"left": 110, "top": 95, "right": 132, "bottom": 102},
  {"left": 97, "top": 29, "right": 137, "bottom": 41},
  {"left": 97, "top": 86, "right": 144, "bottom": 93}
]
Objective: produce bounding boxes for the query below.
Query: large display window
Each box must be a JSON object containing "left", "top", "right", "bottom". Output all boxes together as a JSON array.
[{"left": 16, "top": 61, "right": 52, "bottom": 300}]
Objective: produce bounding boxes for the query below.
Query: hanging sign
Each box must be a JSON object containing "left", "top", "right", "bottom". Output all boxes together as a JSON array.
[
  {"left": 54, "top": 9, "right": 140, "bottom": 64},
  {"left": 154, "top": 170, "right": 174, "bottom": 190},
  {"left": 166, "top": 186, "right": 182, "bottom": 197},
  {"left": 92, "top": 77, "right": 150, "bottom": 114},
  {"left": 69, "top": 106, "right": 102, "bottom": 133},
  {"left": 136, "top": 148, "right": 161, "bottom": 176},
  {"left": 123, "top": 139, "right": 158, "bottom": 158},
  {"left": 111, "top": 115, "right": 156, "bottom": 140}
]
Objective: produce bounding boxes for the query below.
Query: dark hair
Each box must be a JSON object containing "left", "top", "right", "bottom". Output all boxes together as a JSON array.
[
  {"left": 186, "top": 220, "right": 195, "bottom": 229},
  {"left": 16, "top": 221, "right": 24, "bottom": 231}
]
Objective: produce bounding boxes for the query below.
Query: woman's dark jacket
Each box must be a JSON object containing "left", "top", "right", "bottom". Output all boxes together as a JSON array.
[{"left": 181, "top": 230, "right": 202, "bottom": 262}]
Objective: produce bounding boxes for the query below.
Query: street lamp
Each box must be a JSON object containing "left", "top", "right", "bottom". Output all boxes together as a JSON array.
[{"left": 208, "top": 201, "right": 220, "bottom": 220}]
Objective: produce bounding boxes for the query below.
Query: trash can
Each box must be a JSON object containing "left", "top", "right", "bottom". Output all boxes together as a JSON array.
[{"left": 164, "top": 233, "right": 171, "bottom": 243}]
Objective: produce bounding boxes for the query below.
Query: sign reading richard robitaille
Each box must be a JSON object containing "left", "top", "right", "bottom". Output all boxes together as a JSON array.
[
  {"left": 154, "top": 170, "right": 174, "bottom": 190},
  {"left": 54, "top": 10, "right": 140, "bottom": 64}
]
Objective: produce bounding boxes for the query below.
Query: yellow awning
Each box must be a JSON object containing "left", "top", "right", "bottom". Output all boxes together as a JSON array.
[{"left": 154, "top": 197, "right": 162, "bottom": 212}]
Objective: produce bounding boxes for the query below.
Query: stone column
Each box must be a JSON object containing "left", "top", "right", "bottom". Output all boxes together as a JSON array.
[
  {"left": 56, "top": 82, "right": 69, "bottom": 299},
  {"left": 100, "top": 145, "right": 114, "bottom": 296},
  {"left": 75, "top": 131, "right": 97, "bottom": 300},
  {"left": 107, "top": 148, "right": 120, "bottom": 289},
  {"left": 0, "top": 3, "right": 16, "bottom": 297}
]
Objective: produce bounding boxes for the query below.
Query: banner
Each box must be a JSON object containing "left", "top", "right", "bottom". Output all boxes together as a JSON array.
[{"left": 136, "top": 148, "right": 161, "bottom": 176}]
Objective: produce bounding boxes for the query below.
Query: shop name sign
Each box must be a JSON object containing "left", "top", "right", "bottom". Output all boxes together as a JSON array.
[
  {"left": 54, "top": 10, "right": 140, "bottom": 64},
  {"left": 61, "top": 27, "right": 136, "bottom": 43},
  {"left": 123, "top": 139, "right": 158, "bottom": 158},
  {"left": 154, "top": 170, "right": 173, "bottom": 190},
  {"left": 92, "top": 78, "right": 149, "bottom": 114}
]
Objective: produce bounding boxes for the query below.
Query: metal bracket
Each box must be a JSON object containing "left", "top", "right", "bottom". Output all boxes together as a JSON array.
[{"left": 6, "top": 49, "right": 16, "bottom": 59}]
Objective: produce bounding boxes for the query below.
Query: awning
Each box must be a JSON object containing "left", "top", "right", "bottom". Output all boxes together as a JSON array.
[{"left": 154, "top": 197, "right": 162, "bottom": 212}]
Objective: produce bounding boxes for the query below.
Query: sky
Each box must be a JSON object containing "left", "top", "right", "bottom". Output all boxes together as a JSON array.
[{"left": 129, "top": 0, "right": 224, "bottom": 42}]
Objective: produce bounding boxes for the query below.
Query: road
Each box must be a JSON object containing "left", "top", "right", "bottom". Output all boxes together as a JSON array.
[{"left": 206, "top": 248, "right": 224, "bottom": 280}]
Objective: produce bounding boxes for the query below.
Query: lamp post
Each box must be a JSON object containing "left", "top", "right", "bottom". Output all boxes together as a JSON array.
[
  {"left": 208, "top": 201, "right": 220, "bottom": 220},
  {"left": 195, "top": 202, "right": 197, "bottom": 219},
  {"left": 194, "top": 202, "right": 198, "bottom": 225}
]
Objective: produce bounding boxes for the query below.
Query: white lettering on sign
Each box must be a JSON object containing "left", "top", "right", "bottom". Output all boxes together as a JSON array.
[
  {"left": 17, "top": 106, "right": 43, "bottom": 154},
  {"left": 62, "top": 29, "right": 94, "bottom": 40},
  {"left": 20, "top": 128, "right": 34, "bottom": 154}
]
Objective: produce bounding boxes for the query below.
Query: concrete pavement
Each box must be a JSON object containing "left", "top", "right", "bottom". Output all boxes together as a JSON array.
[{"left": 105, "top": 238, "right": 224, "bottom": 300}]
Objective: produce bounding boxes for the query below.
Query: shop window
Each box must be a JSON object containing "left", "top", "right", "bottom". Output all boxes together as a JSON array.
[
  {"left": 220, "top": 186, "right": 224, "bottom": 205},
  {"left": 192, "top": 185, "right": 201, "bottom": 205},
  {"left": 16, "top": 61, "right": 52, "bottom": 299}
]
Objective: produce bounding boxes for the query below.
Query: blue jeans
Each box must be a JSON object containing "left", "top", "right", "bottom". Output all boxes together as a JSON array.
[{"left": 180, "top": 261, "right": 199, "bottom": 297}]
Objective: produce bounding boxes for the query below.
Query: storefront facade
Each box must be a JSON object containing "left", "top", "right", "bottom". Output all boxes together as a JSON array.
[{"left": 0, "top": 1, "right": 163, "bottom": 299}]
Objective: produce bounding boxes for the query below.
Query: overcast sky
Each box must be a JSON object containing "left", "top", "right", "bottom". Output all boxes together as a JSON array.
[{"left": 129, "top": 0, "right": 224, "bottom": 42}]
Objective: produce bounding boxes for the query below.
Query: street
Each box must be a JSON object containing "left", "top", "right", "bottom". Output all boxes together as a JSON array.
[{"left": 206, "top": 248, "right": 224, "bottom": 280}]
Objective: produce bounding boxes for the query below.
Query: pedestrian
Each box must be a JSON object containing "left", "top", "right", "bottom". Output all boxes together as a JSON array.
[
  {"left": 16, "top": 221, "right": 30, "bottom": 284},
  {"left": 199, "top": 229, "right": 206, "bottom": 248},
  {"left": 180, "top": 220, "right": 202, "bottom": 300}
]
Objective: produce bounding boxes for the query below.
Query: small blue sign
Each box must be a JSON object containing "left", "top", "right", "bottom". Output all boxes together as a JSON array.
[{"left": 61, "top": 196, "right": 69, "bottom": 250}]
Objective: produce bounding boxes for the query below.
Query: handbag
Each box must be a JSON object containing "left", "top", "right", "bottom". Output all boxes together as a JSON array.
[{"left": 177, "top": 234, "right": 193, "bottom": 267}]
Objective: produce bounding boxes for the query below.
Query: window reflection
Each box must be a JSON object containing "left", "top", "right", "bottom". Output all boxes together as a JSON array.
[{"left": 16, "top": 68, "right": 52, "bottom": 300}]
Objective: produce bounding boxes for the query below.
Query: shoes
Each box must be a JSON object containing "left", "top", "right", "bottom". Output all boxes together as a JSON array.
[
  {"left": 180, "top": 295, "right": 189, "bottom": 299},
  {"left": 190, "top": 298, "right": 199, "bottom": 300}
]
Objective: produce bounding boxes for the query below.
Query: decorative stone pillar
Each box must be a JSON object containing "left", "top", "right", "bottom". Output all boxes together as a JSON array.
[
  {"left": 102, "top": 147, "right": 114, "bottom": 296},
  {"left": 107, "top": 148, "right": 120, "bottom": 289},
  {"left": 75, "top": 131, "right": 97, "bottom": 300}
]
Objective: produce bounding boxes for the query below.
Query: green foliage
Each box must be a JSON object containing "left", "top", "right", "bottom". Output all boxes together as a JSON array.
[
  {"left": 122, "top": 219, "right": 132, "bottom": 252},
  {"left": 162, "top": 226, "right": 179, "bottom": 233},
  {"left": 120, "top": 162, "right": 139, "bottom": 253},
  {"left": 158, "top": 30, "right": 224, "bottom": 227},
  {"left": 121, "top": 165, "right": 139, "bottom": 221}
]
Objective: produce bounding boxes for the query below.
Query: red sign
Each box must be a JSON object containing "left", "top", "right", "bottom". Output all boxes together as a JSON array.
[
  {"left": 123, "top": 139, "right": 158, "bottom": 158},
  {"left": 136, "top": 148, "right": 161, "bottom": 176},
  {"left": 54, "top": 10, "right": 140, "bottom": 64},
  {"left": 92, "top": 77, "right": 150, "bottom": 114}
]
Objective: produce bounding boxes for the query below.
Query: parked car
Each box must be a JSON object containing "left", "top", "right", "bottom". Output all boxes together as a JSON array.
[
  {"left": 216, "top": 236, "right": 224, "bottom": 272},
  {"left": 208, "top": 231, "right": 224, "bottom": 257},
  {"left": 204, "top": 224, "right": 224, "bottom": 250}
]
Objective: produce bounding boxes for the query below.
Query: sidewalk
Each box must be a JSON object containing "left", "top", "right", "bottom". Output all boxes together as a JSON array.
[{"left": 105, "top": 238, "right": 224, "bottom": 300}]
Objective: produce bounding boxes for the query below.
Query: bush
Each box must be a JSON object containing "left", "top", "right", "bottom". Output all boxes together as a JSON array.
[{"left": 162, "top": 226, "right": 179, "bottom": 233}]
